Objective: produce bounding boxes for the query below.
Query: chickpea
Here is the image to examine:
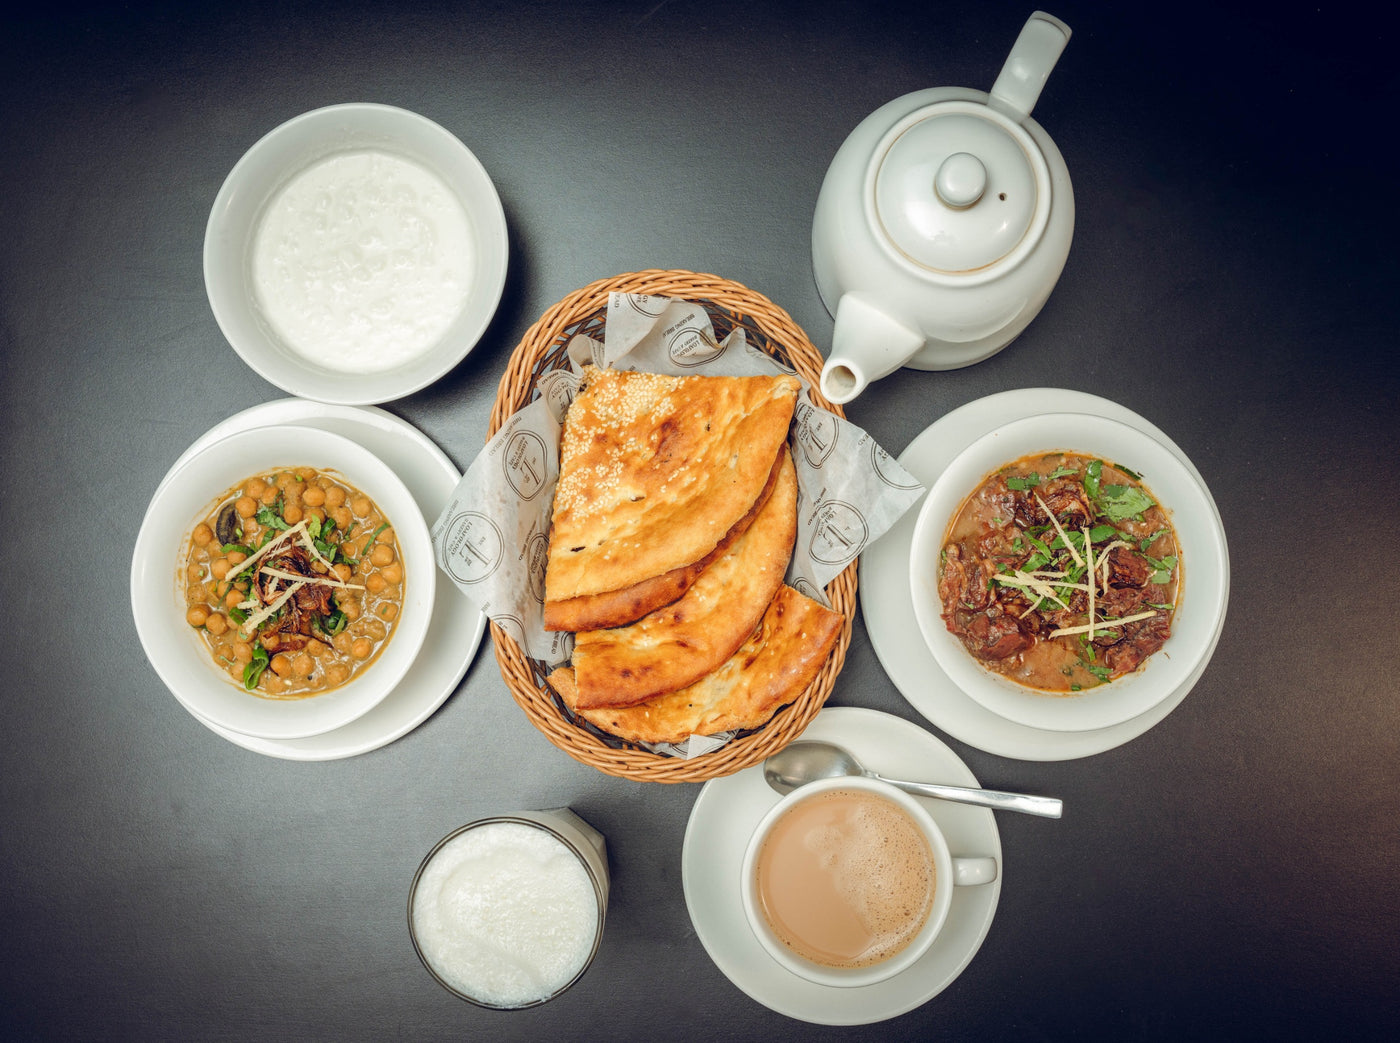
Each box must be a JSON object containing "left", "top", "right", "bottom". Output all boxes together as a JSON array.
[
  {"left": 276, "top": 472, "right": 297, "bottom": 491},
  {"left": 326, "top": 663, "right": 351, "bottom": 686},
  {"left": 365, "top": 573, "right": 387, "bottom": 594},
  {"left": 306, "top": 639, "right": 328, "bottom": 658},
  {"left": 291, "top": 654, "right": 315, "bottom": 678},
  {"left": 350, "top": 637, "right": 373, "bottom": 659},
  {"left": 228, "top": 661, "right": 244, "bottom": 681},
  {"left": 331, "top": 506, "right": 352, "bottom": 530},
  {"left": 341, "top": 599, "right": 362, "bottom": 621},
  {"left": 324, "top": 485, "right": 347, "bottom": 508},
  {"left": 192, "top": 523, "right": 214, "bottom": 547},
  {"left": 295, "top": 466, "right": 316, "bottom": 481},
  {"left": 380, "top": 563, "right": 403, "bottom": 585},
  {"left": 226, "top": 550, "right": 247, "bottom": 566},
  {"left": 235, "top": 496, "right": 257, "bottom": 518},
  {"left": 186, "top": 604, "right": 211, "bottom": 627},
  {"left": 270, "top": 653, "right": 293, "bottom": 678},
  {"left": 232, "top": 641, "right": 254, "bottom": 664},
  {"left": 369, "top": 543, "right": 396, "bottom": 567},
  {"left": 210, "top": 558, "right": 231, "bottom": 580},
  {"left": 260, "top": 487, "right": 279, "bottom": 506},
  {"left": 264, "top": 674, "right": 285, "bottom": 695},
  {"left": 351, "top": 496, "right": 371, "bottom": 517},
  {"left": 301, "top": 485, "right": 326, "bottom": 507},
  {"left": 364, "top": 619, "right": 387, "bottom": 640},
  {"left": 223, "top": 588, "right": 243, "bottom": 610},
  {"left": 282, "top": 503, "right": 304, "bottom": 525},
  {"left": 205, "top": 613, "right": 228, "bottom": 636},
  {"left": 246, "top": 477, "right": 268, "bottom": 498},
  {"left": 332, "top": 563, "right": 352, "bottom": 583},
  {"left": 375, "top": 527, "right": 395, "bottom": 546},
  {"left": 378, "top": 604, "right": 399, "bottom": 622},
  {"left": 306, "top": 506, "right": 326, "bottom": 525}
]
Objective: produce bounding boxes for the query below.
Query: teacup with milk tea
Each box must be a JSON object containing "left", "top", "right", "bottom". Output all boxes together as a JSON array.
[
  {"left": 741, "top": 775, "right": 996, "bottom": 987},
  {"left": 408, "top": 809, "right": 609, "bottom": 1008}
]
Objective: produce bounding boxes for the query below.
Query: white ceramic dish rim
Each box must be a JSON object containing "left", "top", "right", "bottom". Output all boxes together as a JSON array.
[
  {"left": 153, "top": 399, "right": 485, "bottom": 760},
  {"left": 203, "top": 102, "right": 509, "bottom": 405},
  {"left": 131, "top": 423, "right": 435, "bottom": 740},
  {"left": 909, "top": 411, "right": 1228, "bottom": 733}
]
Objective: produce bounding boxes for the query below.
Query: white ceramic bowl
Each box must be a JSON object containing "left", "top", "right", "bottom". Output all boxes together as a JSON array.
[
  {"left": 131, "top": 425, "right": 435, "bottom": 739},
  {"left": 909, "top": 412, "right": 1228, "bottom": 732},
  {"left": 204, "top": 103, "right": 508, "bottom": 404}
]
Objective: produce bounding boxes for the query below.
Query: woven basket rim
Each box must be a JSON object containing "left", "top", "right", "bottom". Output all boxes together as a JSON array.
[{"left": 488, "top": 269, "right": 857, "bottom": 783}]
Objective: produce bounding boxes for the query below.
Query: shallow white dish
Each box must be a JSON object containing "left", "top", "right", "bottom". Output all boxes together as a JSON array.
[
  {"left": 909, "top": 411, "right": 1228, "bottom": 733},
  {"left": 682, "top": 706, "right": 1001, "bottom": 1026},
  {"left": 204, "top": 103, "right": 508, "bottom": 404},
  {"left": 132, "top": 423, "right": 434, "bottom": 741},
  {"left": 861, "top": 389, "right": 1230, "bottom": 760},
  {"left": 153, "top": 399, "right": 485, "bottom": 760}
]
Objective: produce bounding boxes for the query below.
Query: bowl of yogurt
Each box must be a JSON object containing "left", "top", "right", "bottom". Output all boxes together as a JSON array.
[
  {"left": 204, "top": 103, "right": 508, "bottom": 404},
  {"left": 408, "top": 810, "right": 609, "bottom": 1009}
]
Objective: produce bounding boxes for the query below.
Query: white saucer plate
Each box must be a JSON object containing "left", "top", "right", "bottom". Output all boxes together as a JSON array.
[
  {"left": 150, "top": 399, "right": 486, "bottom": 760},
  {"left": 682, "top": 706, "right": 1002, "bottom": 1025},
  {"left": 861, "top": 388, "right": 1230, "bottom": 761}
]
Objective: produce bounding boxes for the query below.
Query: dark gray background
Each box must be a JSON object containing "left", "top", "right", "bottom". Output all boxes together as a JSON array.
[{"left": 3, "top": 1, "right": 1396, "bottom": 1039}]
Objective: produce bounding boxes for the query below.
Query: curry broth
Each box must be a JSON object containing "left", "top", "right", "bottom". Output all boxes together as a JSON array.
[
  {"left": 938, "top": 452, "right": 1180, "bottom": 694},
  {"left": 181, "top": 466, "right": 404, "bottom": 699}
]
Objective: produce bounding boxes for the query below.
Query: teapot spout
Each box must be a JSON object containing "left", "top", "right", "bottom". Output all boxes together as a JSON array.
[{"left": 819, "top": 293, "right": 926, "bottom": 405}]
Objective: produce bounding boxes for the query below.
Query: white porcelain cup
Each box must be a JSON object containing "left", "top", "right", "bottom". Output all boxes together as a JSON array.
[{"left": 741, "top": 775, "right": 997, "bottom": 987}]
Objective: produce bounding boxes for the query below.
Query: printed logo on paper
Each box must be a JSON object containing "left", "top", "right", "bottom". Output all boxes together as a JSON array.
[
  {"left": 794, "top": 403, "right": 839, "bottom": 467},
  {"left": 809, "top": 500, "right": 868, "bottom": 565},
  {"left": 525, "top": 531, "right": 550, "bottom": 605},
  {"left": 869, "top": 439, "right": 922, "bottom": 490},
  {"left": 504, "top": 430, "right": 549, "bottom": 501},
  {"left": 666, "top": 322, "right": 724, "bottom": 368},
  {"left": 439, "top": 511, "right": 504, "bottom": 585},
  {"left": 622, "top": 293, "right": 668, "bottom": 318}
]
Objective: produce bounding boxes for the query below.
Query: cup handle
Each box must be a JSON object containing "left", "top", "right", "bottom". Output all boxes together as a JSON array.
[{"left": 951, "top": 856, "right": 998, "bottom": 887}]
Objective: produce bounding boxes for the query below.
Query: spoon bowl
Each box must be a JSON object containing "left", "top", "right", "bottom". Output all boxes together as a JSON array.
[{"left": 764, "top": 740, "right": 1062, "bottom": 818}]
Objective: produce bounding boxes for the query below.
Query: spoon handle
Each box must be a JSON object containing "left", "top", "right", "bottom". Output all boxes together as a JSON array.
[{"left": 872, "top": 773, "right": 1063, "bottom": 818}]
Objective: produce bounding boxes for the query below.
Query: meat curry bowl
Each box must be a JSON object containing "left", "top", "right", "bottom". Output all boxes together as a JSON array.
[
  {"left": 909, "top": 413, "right": 1227, "bottom": 733},
  {"left": 131, "top": 425, "right": 434, "bottom": 740}
]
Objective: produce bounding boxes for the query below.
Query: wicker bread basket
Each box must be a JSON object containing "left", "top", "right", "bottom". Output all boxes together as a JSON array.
[{"left": 488, "top": 270, "right": 858, "bottom": 782}]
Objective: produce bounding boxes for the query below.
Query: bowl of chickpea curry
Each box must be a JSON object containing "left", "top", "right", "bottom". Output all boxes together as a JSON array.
[
  {"left": 132, "top": 425, "right": 434, "bottom": 739},
  {"left": 909, "top": 412, "right": 1228, "bottom": 734}
]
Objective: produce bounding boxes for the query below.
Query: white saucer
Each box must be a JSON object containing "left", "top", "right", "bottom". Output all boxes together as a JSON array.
[
  {"left": 861, "top": 388, "right": 1230, "bottom": 761},
  {"left": 151, "top": 399, "right": 487, "bottom": 760},
  {"left": 682, "top": 706, "right": 1002, "bottom": 1025}
]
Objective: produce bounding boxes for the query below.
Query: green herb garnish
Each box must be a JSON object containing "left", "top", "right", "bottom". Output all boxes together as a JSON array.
[{"left": 242, "top": 646, "right": 270, "bottom": 690}]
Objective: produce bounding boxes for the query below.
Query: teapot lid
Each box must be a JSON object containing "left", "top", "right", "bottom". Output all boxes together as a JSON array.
[{"left": 870, "top": 99, "right": 1052, "bottom": 280}]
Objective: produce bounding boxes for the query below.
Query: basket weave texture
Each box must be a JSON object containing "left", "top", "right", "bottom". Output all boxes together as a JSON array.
[{"left": 488, "top": 270, "right": 858, "bottom": 783}]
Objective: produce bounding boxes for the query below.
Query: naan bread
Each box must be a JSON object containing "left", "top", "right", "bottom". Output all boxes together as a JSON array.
[
  {"left": 569, "top": 448, "right": 797, "bottom": 710},
  {"left": 548, "top": 585, "right": 844, "bottom": 745},
  {"left": 544, "top": 445, "right": 785, "bottom": 632},
  {"left": 544, "top": 366, "right": 800, "bottom": 616}
]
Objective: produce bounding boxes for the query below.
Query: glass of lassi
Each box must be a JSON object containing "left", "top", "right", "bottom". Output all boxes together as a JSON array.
[{"left": 408, "top": 809, "right": 609, "bottom": 1009}]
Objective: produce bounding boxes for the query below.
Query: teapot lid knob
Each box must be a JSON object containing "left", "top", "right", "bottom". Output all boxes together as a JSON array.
[{"left": 934, "top": 152, "right": 987, "bottom": 209}]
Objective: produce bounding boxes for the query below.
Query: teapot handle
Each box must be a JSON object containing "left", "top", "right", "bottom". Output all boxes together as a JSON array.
[{"left": 989, "top": 11, "right": 1072, "bottom": 124}]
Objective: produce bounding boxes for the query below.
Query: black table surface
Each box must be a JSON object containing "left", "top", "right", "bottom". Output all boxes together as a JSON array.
[{"left": 3, "top": 2, "right": 1397, "bottom": 1039}]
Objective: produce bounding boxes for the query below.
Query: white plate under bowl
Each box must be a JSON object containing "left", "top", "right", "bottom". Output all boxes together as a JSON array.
[
  {"left": 860, "top": 389, "right": 1231, "bottom": 761},
  {"left": 909, "top": 411, "right": 1228, "bottom": 733},
  {"left": 204, "top": 103, "right": 508, "bottom": 405},
  {"left": 152, "top": 400, "right": 486, "bottom": 760},
  {"left": 132, "top": 423, "right": 434, "bottom": 741},
  {"left": 682, "top": 706, "right": 1002, "bottom": 1025}
]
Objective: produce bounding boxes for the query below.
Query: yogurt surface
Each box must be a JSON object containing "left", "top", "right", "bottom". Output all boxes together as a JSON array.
[
  {"left": 251, "top": 149, "right": 474, "bottom": 374},
  {"left": 411, "top": 821, "right": 600, "bottom": 1008}
]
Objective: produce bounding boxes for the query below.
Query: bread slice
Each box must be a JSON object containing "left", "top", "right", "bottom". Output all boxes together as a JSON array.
[
  {"left": 569, "top": 447, "right": 797, "bottom": 710},
  {"left": 544, "top": 366, "right": 800, "bottom": 623},
  {"left": 548, "top": 585, "right": 844, "bottom": 745}
]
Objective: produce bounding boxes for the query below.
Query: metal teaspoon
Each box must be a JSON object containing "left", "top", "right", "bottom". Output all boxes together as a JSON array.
[{"left": 763, "top": 740, "right": 1063, "bottom": 819}]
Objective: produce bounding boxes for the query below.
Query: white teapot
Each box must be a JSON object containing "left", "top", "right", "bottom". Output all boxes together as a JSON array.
[{"left": 812, "top": 11, "right": 1074, "bottom": 404}]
